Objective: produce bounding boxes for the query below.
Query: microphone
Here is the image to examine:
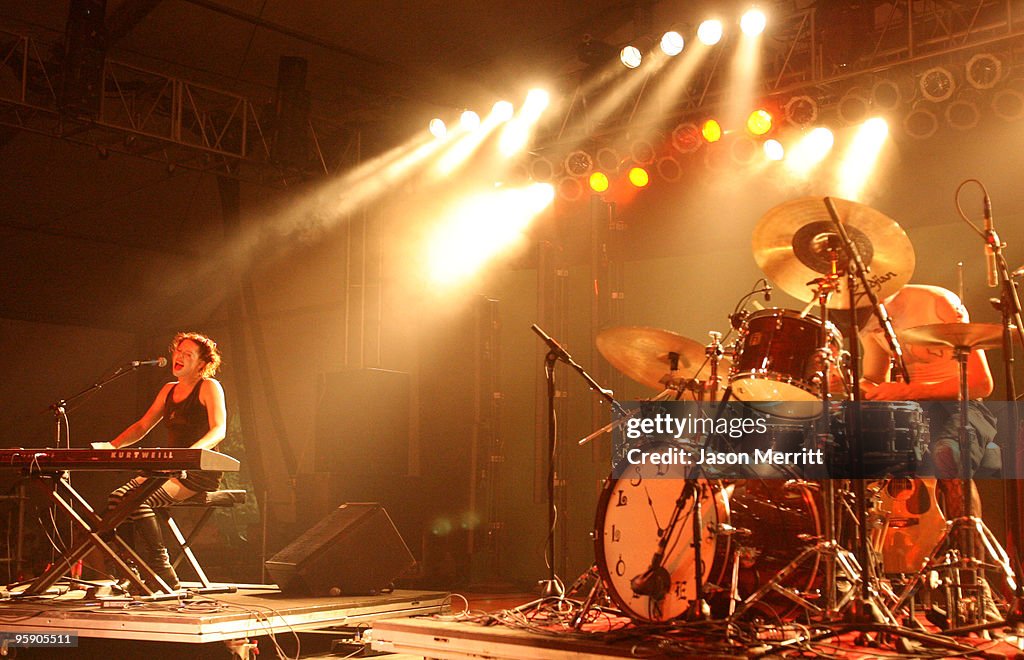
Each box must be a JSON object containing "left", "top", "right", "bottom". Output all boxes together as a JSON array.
[
  {"left": 130, "top": 357, "right": 168, "bottom": 368},
  {"left": 763, "top": 284, "right": 772, "bottom": 302},
  {"left": 984, "top": 196, "right": 998, "bottom": 288}
]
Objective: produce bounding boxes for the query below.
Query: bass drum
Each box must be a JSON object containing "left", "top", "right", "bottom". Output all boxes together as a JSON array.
[{"left": 595, "top": 469, "right": 821, "bottom": 622}]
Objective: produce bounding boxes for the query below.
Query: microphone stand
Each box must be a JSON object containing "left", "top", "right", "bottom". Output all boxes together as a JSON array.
[
  {"left": 947, "top": 202, "right": 1024, "bottom": 634},
  {"left": 823, "top": 196, "right": 901, "bottom": 625},
  {"left": 48, "top": 363, "right": 154, "bottom": 447},
  {"left": 531, "top": 324, "right": 625, "bottom": 597},
  {"left": 42, "top": 361, "right": 149, "bottom": 584}
]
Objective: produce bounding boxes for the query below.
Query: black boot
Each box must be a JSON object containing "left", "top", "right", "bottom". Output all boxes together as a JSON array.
[{"left": 131, "top": 515, "right": 180, "bottom": 592}]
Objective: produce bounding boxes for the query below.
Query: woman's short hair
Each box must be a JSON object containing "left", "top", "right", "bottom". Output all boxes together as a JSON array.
[{"left": 170, "top": 332, "right": 222, "bottom": 378}]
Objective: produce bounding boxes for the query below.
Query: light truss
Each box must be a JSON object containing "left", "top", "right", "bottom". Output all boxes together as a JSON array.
[
  {"left": 550, "top": 0, "right": 1024, "bottom": 146},
  {"left": 0, "top": 27, "right": 359, "bottom": 186}
]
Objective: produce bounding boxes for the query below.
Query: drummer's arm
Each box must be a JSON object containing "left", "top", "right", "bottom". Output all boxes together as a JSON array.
[
  {"left": 861, "top": 347, "right": 993, "bottom": 400},
  {"left": 859, "top": 334, "right": 892, "bottom": 398}
]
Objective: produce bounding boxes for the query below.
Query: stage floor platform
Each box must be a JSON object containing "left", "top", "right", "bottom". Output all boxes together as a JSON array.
[
  {"left": 369, "top": 608, "right": 1024, "bottom": 659},
  {"left": 0, "top": 584, "right": 448, "bottom": 650}
]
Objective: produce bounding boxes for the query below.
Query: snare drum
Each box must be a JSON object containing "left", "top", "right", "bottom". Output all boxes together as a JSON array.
[
  {"left": 730, "top": 308, "right": 842, "bottom": 418},
  {"left": 831, "top": 401, "right": 928, "bottom": 477}
]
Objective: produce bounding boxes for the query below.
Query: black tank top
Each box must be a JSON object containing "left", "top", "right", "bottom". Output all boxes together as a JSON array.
[{"left": 164, "top": 380, "right": 209, "bottom": 448}]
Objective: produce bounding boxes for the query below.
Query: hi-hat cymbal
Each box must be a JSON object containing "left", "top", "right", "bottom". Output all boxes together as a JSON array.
[
  {"left": 900, "top": 323, "right": 1009, "bottom": 351},
  {"left": 752, "top": 197, "right": 915, "bottom": 309},
  {"left": 596, "top": 326, "right": 731, "bottom": 391}
]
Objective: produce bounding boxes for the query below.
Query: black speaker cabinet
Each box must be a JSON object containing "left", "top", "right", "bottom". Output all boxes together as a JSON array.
[{"left": 265, "top": 503, "right": 415, "bottom": 596}]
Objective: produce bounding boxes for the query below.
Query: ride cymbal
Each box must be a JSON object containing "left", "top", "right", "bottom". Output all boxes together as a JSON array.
[
  {"left": 596, "top": 326, "right": 731, "bottom": 392},
  {"left": 900, "top": 322, "right": 1011, "bottom": 351},
  {"left": 752, "top": 196, "right": 915, "bottom": 309}
]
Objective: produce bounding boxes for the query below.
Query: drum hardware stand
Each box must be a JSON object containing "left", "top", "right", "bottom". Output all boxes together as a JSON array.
[
  {"left": 892, "top": 342, "right": 1017, "bottom": 630},
  {"left": 947, "top": 190, "right": 1024, "bottom": 636},
  {"left": 730, "top": 273, "right": 882, "bottom": 622},
  {"left": 820, "top": 196, "right": 917, "bottom": 628},
  {"left": 531, "top": 324, "right": 627, "bottom": 598}
]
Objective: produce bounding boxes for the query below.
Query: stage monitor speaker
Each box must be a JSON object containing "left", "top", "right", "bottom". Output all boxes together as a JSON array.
[{"left": 265, "top": 502, "right": 415, "bottom": 596}]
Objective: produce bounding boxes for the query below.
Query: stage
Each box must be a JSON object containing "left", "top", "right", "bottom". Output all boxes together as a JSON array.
[
  {"left": 369, "top": 601, "right": 1024, "bottom": 659},
  {"left": 0, "top": 585, "right": 448, "bottom": 657}
]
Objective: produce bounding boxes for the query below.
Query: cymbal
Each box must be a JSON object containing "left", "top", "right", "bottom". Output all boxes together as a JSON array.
[
  {"left": 596, "top": 326, "right": 731, "bottom": 391},
  {"left": 900, "top": 322, "right": 1008, "bottom": 351},
  {"left": 752, "top": 197, "right": 915, "bottom": 309}
]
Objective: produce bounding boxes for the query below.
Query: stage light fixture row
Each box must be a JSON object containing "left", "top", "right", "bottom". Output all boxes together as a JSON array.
[
  {"left": 620, "top": 6, "right": 769, "bottom": 68},
  {"left": 427, "top": 91, "right": 546, "bottom": 138}
]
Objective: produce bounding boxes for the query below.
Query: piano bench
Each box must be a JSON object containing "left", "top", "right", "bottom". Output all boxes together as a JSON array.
[{"left": 157, "top": 489, "right": 247, "bottom": 593}]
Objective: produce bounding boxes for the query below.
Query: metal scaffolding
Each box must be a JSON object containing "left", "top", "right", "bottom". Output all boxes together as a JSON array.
[{"left": 0, "top": 26, "right": 359, "bottom": 186}]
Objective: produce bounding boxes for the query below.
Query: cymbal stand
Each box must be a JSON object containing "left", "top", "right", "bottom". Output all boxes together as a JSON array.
[
  {"left": 731, "top": 273, "right": 886, "bottom": 622},
  {"left": 893, "top": 344, "right": 1017, "bottom": 630}
]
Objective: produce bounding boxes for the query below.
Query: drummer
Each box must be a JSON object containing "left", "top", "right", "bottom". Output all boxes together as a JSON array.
[{"left": 858, "top": 284, "right": 997, "bottom": 512}]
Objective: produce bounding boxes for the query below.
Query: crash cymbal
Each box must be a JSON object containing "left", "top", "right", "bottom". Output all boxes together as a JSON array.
[
  {"left": 752, "top": 196, "right": 915, "bottom": 309},
  {"left": 596, "top": 326, "right": 731, "bottom": 391},
  {"left": 901, "top": 322, "right": 1010, "bottom": 351}
]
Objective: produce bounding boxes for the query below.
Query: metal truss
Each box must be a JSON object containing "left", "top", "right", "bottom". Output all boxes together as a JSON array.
[
  {"left": 669, "top": 0, "right": 1024, "bottom": 113},
  {"left": 0, "top": 27, "right": 359, "bottom": 186},
  {"left": 549, "top": 0, "right": 1024, "bottom": 149}
]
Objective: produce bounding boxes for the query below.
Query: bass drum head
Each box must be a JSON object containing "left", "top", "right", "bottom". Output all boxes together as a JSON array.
[{"left": 594, "top": 458, "right": 728, "bottom": 622}]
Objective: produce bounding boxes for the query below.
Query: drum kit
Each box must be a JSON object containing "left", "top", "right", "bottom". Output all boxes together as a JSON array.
[{"left": 579, "top": 196, "right": 1021, "bottom": 632}]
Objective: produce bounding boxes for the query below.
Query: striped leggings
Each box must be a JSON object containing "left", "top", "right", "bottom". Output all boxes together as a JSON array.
[{"left": 107, "top": 477, "right": 183, "bottom": 522}]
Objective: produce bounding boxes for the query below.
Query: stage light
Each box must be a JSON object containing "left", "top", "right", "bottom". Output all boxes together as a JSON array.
[
  {"left": 627, "top": 166, "right": 650, "bottom": 188},
  {"left": 428, "top": 118, "right": 447, "bottom": 138},
  {"left": 701, "top": 119, "right": 723, "bottom": 143},
  {"left": 656, "top": 156, "right": 682, "bottom": 182},
  {"left": 460, "top": 110, "right": 481, "bottom": 130},
  {"left": 763, "top": 139, "right": 784, "bottom": 161},
  {"left": 919, "top": 66, "right": 955, "bottom": 102},
  {"left": 730, "top": 136, "right": 760, "bottom": 165},
  {"left": 492, "top": 100, "right": 515, "bottom": 122},
  {"left": 785, "top": 127, "right": 834, "bottom": 176},
  {"left": 524, "top": 88, "right": 551, "bottom": 114},
  {"left": 837, "top": 88, "right": 870, "bottom": 125},
  {"left": 564, "top": 150, "right": 594, "bottom": 177},
  {"left": 992, "top": 87, "right": 1024, "bottom": 121},
  {"left": 903, "top": 105, "right": 939, "bottom": 139},
  {"left": 629, "top": 139, "right": 657, "bottom": 165},
  {"left": 697, "top": 20, "right": 724, "bottom": 46},
  {"left": 660, "top": 31, "right": 685, "bottom": 56},
  {"left": 870, "top": 79, "right": 902, "bottom": 111},
  {"left": 498, "top": 88, "right": 550, "bottom": 156},
  {"left": 427, "top": 183, "right": 555, "bottom": 286},
  {"left": 595, "top": 147, "right": 621, "bottom": 174},
  {"left": 529, "top": 156, "right": 556, "bottom": 181},
  {"left": 746, "top": 109, "right": 773, "bottom": 135},
  {"left": 671, "top": 122, "right": 702, "bottom": 154},
  {"left": 784, "top": 95, "right": 818, "bottom": 128},
  {"left": 740, "top": 9, "right": 767, "bottom": 36},
  {"left": 945, "top": 98, "right": 979, "bottom": 131},
  {"left": 966, "top": 53, "right": 1002, "bottom": 90},
  {"left": 837, "top": 117, "right": 889, "bottom": 200},
  {"left": 589, "top": 171, "right": 610, "bottom": 193},
  {"left": 557, "top": 176, "right": 584, "bottom": 201},
  {"left": 620, "top": 45, "right": 643, "bottom": 69}
]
